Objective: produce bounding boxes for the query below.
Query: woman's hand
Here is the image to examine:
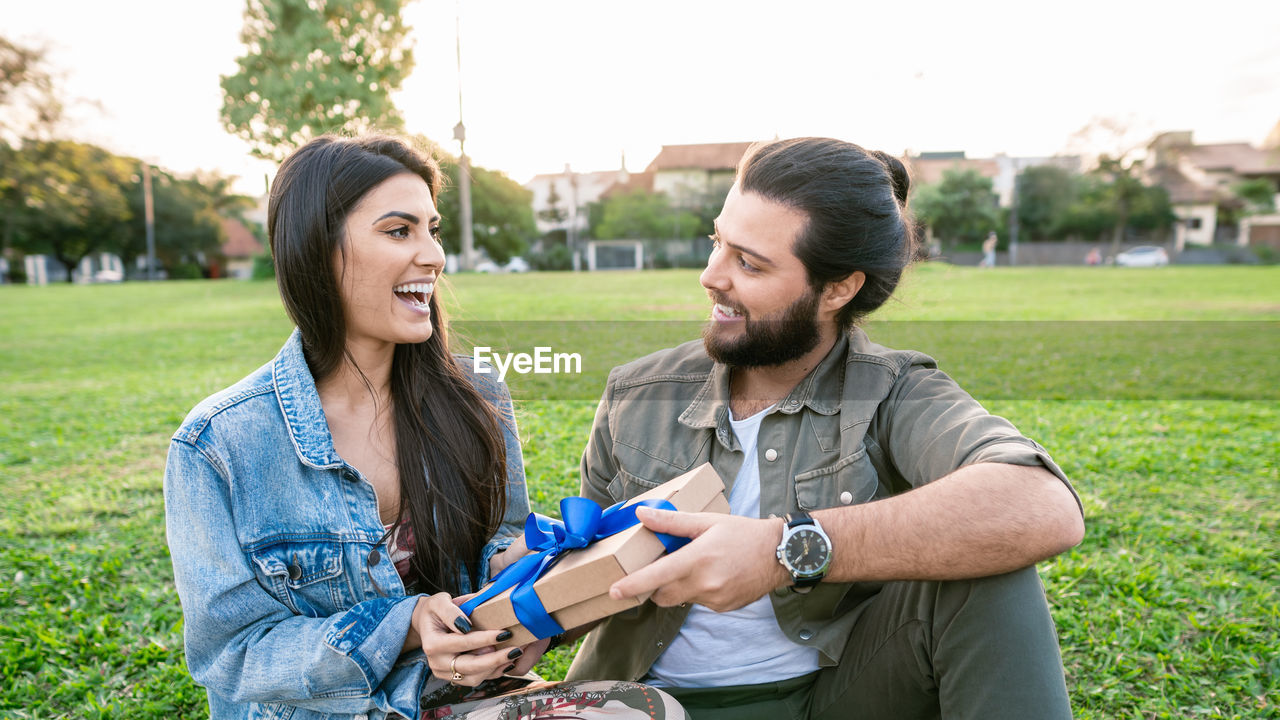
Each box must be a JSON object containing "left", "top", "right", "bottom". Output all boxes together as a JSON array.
[
  {"left": 405, "top": 593, "right": 520, "bottom": 686},
  {"left": 504, "top": 636, "right": 551, "bottom": 676}
]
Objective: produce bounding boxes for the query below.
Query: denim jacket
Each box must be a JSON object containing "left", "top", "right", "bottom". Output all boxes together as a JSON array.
[{"left": 163, "top": 330, "right": 529, "bottom": 720}]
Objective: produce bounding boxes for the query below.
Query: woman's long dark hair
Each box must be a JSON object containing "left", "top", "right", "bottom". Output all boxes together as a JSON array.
[{"left": 267, "top": 134, "right": 507, "bottom": 595}]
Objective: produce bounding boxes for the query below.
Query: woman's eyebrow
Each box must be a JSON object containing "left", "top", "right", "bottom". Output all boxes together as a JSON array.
[{"left": 373, "top": 211, "right": 420, "bottom": 224}]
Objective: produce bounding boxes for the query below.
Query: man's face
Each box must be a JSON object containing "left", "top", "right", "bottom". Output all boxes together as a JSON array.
[{"left": 699, "top": 184, "right": 824, "bottom": 367}]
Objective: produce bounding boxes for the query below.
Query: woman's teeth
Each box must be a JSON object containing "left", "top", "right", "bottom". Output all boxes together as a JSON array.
[{"left": 393, "top": 282, "right": 433, "bottom": 307}]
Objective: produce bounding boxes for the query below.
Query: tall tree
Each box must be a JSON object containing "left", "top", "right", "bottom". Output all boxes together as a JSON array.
[
  {"left": 0, "top": 36, "right": 62, "bottom": 144},
  {"left": 10, "top": 141, "right": 135, "bottom": 281},
  {"left": 117, "top": 170, "right": 235, "bottom": 274},
  {"left": 537, "top": 181, "right": 568, "bottom": 226},
  {"left": 1, "top": 35, "right": 64, "bottom": 262},
  {"left": 1014, "top": 165, "right": 1077, "bottom": 241},
  {"left": 1094, "top": 154, "right": 1148, "bottom": 257},
  {"left": 220, "top": 0, "right": 414, "bottom": 161},
  {"left": 435, "top": 160, "right": 535, "bottom": 265},
  {"left": 912, "top": 168, "right": 998, "bottom": 246},
  {"left": 592, "top": 188, "right": 700, "bottom": 241}
]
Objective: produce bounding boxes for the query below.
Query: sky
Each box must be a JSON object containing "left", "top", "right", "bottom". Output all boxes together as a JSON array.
[{"left": 6, "top": 0, "right": 1280, "bottom": 196}]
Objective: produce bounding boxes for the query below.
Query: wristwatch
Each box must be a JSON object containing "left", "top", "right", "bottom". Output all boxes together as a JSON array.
[{"left": 775, "top": 512, "right": 832, "bottom": 590}]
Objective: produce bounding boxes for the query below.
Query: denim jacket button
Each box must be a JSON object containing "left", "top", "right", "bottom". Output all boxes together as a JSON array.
[
  {"left": 342, "top": 469, "right": 359, "bottom": 482},
  {"left": 287, "top": 564, "right": 302, "bottom": 581},
  {"left": 368, "top": 549, "right": 381, "bottom": 566}
]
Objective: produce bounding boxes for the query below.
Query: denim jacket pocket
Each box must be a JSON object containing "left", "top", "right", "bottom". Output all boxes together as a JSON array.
[
  {"left": 793, "top": 445, "right": 879, "bottom": 512},
  {"left": 248, "top": 701, "right": 297, "bottom": 720},
  {"left": 251, "top": 541, "right": 346, "bottom": 618}
]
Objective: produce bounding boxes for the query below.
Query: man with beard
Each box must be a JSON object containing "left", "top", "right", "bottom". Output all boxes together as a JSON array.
[{"left": 561, "top": 138, "right": 1085, "bottom": 720}]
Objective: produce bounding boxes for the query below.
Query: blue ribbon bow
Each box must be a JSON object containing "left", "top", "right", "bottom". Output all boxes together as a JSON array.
[{"left": 459, "top": 496, "right": 689, "bottom": 640}]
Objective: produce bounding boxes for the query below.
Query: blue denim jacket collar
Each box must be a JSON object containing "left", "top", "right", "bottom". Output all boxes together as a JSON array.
[{"left": 273, "top": 328, "right": 345, "bottom": 470}]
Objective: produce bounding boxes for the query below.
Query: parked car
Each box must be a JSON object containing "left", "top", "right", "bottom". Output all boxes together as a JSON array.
[
  {"left": 504, "top": 256, "right": 530, "bottom": 273},
  {"left": 1115, "top": 246, "right": 1169, "bottom": 267},
  {"left": 473, "top": 259, "right": 501, "bottom": 273}
]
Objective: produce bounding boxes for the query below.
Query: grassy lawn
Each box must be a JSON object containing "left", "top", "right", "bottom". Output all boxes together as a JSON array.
[{"left": 1, "top": 265, "right": 1277, "bottom": 718}]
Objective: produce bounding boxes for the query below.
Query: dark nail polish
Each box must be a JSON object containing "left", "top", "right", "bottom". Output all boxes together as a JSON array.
[
  {"left": 504, "top": 663, "right": 516, "bottom": 673},
  {"left": 453, "top": 617, "right": 472, "bottom": 634},
  {"left": 506, "top": 647, "right": 523, "bottom": 660},
  {"left": 496, "top": 630, "right": 513, "bottom": 642}
]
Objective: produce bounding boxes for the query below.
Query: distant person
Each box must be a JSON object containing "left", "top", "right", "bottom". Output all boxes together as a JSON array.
[
  {"left": 1085, "top": 247, "right": 1102, "bottom": 266},
  {"left": 564, "top": 138, "right": 1083, "bottom": 719},
  {"left": 979, "top": 231, "right": 998, "bottom": 267},
  {"left": 163, "top": 134, "right": 686, "bottom": 720}
]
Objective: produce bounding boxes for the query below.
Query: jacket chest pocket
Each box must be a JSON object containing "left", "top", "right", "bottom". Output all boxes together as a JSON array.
[
  {"left": 251, "top": 541, "right": 348, "bottom": 617},
  {"left": 793, "top": 444, "right": 879, "bottom": 512}
]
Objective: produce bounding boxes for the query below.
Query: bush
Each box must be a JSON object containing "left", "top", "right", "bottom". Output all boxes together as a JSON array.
[
  {"left": 168, "top": 262, "right": 204, "bottom": 280},
  {"left": 529, "top": 245, "right": 573, "bottom": 271},
  {"left": 1253, "top": 245, "right": 1279, "bottom": 265},
  {"left": 252, "top": 253, "right": 275, "bottom": 279}
]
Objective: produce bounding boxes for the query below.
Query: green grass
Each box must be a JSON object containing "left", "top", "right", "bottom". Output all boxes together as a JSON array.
[{"left": 2, "top": 266, "right": 1277, "bottom": 718}]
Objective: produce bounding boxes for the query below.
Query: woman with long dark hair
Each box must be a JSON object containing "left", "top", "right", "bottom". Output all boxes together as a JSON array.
[{"left": 163, "top": 134, "right": 685, "bottom": 720}]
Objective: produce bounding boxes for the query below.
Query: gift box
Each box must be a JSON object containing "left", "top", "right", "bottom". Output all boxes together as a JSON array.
[{"left": 467, "top": 463, "right": 728, "bottom": 648}]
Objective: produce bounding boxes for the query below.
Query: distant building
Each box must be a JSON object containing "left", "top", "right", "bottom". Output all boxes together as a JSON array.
[
  {"left": 903, "top": 151, "right": 1000, "bottom": 192},
  {"left": 1145, "top": 130, "right": 1280, "bottom": 249},
  {"left": 525, "top": 164, "right": 629, "bottom": 237},
  {"left": 644, "top": 141, "right": 757, "bottom": 209},
  {"left": 216, "top": 217, "right": 264, "bottom": 279}
]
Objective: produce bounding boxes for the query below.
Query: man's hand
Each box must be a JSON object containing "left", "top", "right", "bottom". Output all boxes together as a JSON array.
[
  {"left": 488, "top": 536, "right": 529, "bottom": 578},
  {"left": 608, "top": 508, "right": 789, "bottom": 612}
]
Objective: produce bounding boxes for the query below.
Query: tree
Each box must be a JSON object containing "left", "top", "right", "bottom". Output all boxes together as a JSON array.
[
  {"left": 1233, "top": 178, "right": 1277, "bottom": 215},
  {"left": 1093, "top": 155, "right": 1148, "bottom": 257},
  {"left": 220, "top": 0, "right": 414, "bottom": 161},
  {"left": 537, "top": 181, "right": 568, "bottom": 226},
  {"left": 1056, "top": 174, "right": 1116, "bottom": 242},
  {"left": 118, "top": 170, "right": 233, "bottom": 275},
  {"left": 435, "top": 160, "right": 534, "bottom": 265},
  {"left": 1014, "top": 165, "right": 1077, "bottom": 241},
  {"left": 592, "top": 188, "right": 700, "bottom": 241},
  {"left": 1, "top": 35, "right": 64, "bottom": 262},
  {"left": 912, "top": 168, "right": 998, "bottom": 246},
  {"left": 10, "top": 141, "right": 135, "bottom": 281},
  {"left": 0, "top": 36, "right": 62, "bottom": 144}
]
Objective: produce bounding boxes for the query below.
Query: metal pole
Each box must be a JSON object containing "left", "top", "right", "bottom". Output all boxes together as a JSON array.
[
  {"left": 454, "top": 2, "right": 475, "bottom": 271},
  {"left": 566, "top": 164, "right": 579, "bottom": 271},
  {"left": 1008, "top": 161, "right": 1019, "bottom": 267},
  {"left": 143, "top": 162, "right": 156, "bottom": 280}
]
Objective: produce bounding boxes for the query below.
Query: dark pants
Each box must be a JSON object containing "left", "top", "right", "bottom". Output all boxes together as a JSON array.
[{"left": 662, "top": 566, "right": 1072, "bottom": 720}]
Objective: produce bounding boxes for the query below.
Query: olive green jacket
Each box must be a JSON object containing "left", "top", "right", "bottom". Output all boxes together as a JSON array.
[{"left": 565, "top": 328, "right": 1077, "bottom": 683}]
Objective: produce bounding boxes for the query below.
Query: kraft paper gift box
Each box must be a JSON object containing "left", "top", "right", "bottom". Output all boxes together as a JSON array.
[{"left": 468, "top": 463, "right": 729, "bottom": 648}]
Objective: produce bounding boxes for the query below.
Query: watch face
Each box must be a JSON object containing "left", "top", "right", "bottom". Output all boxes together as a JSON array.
[{"left": 783, "top": 527, "right": 830, "bottom": 577}]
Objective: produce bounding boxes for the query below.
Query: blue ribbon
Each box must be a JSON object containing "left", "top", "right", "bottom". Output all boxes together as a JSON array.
[{"left": 459, "top": 496, "right": 688, "bottom": 639}]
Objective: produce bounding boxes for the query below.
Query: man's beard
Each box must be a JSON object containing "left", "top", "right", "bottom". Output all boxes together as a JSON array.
[{"left": 702, "top": 287, "right": 822, "bottom": 368}]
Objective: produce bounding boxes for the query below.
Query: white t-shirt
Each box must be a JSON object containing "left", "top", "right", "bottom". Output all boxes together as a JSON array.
[{"left": 645, "top": 406, "right": 821, "bottom": 688}]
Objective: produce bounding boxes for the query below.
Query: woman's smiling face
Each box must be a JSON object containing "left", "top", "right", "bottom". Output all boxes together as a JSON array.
[{"left": 335, "top": 172, "right": 446, "bottom": 353}]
